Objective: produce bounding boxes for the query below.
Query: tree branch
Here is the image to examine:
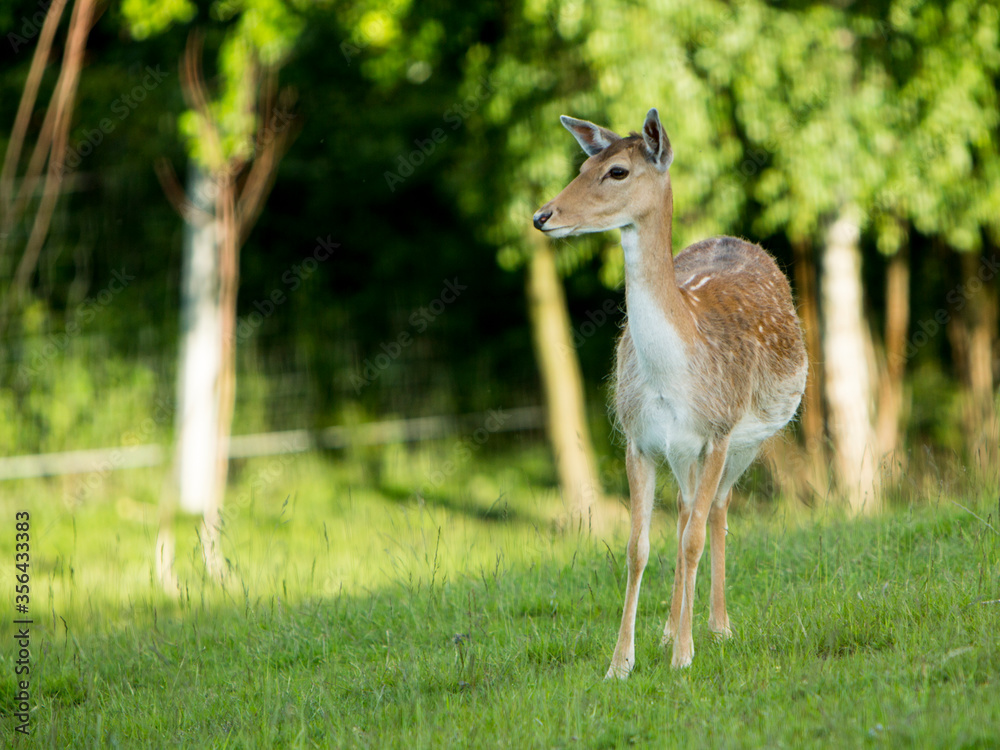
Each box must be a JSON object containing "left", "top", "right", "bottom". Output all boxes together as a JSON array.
[
  {"left": 237, "top": 86, "right": 299, "bottom": 244},
  {"left": 11, "top": 0, "right": 96, "bottom": 299},
  {"left": 0, "top": 0, "right": 69, "bottom": 226},
  {"left": 153, "top": 157, "right": 213, "bottom": 225},
  {"left": 180, "top": 31, "right": 224, "bottom": 170}
]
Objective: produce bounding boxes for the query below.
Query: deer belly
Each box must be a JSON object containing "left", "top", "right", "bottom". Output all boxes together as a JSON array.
[
  {"left": 632, "top": 391, "right": 705, "bottom": 467},
  {"left": 729, "top": 388, "right": 804, "bottom": 452},
  {"left": 728, "top": 411, "right": 782, "bottom": 452}
]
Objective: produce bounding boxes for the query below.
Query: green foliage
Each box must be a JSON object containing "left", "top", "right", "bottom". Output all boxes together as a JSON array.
[
  {"left": 121, "top": 0, "right": 306, "bottom": 169},
  {"left": 0, "top": 320, "right": 164, "bottom": 455},
  {"left": 708, "top": 0, "right": 1000, "bottom": 255},
  {"left": 121, "top": 0, "right": 196, "bottom": 40},
  {"left": 458, "top": 0, "right": 1000, "bottom": 289},
  {"left": 850, "top": 0, "right": 1000, "bottom": 255},
  {"left": 449, "top": 0, "right": 613, "bottom": 278}
]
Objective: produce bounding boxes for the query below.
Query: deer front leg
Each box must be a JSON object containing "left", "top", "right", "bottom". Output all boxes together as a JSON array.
[
  {"left": 662, "top": 490, "right": 689, "bottom": 644},
  {"left": 708, "top": 489, "right": 732, "bottom": 638},
  {"left": 606, "top": 444, "right": 655, "bottom": 680},
  {"left": 672, "top": 438, "right": 729, "bottom": 668}
]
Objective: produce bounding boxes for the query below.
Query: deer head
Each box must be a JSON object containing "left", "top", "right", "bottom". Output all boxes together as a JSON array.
[{"left": 532, "top": 109, "right": 674, "bottom": 238}]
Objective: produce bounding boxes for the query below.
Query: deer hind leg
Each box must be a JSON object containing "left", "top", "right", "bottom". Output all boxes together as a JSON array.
[
  {"left": 606, "top": 442, "right": 656, "bottom": 680},
  {"left": 708, "top": 489, "right": 733, "bottom": 638},
  {"left": 706, "top": 448, "right": 756, "bottom": 639},
  {"left": 672, "top": 438, "right": 730, "bottom": 669},
  {"left": 663, "top": 462, "right": 698, "bottom": 644},
  {"left": 662, "top": 488, "right": 689, "bottom": 645}
]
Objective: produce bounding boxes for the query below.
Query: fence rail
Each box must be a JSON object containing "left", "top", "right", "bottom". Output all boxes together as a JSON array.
[{"left": 0, "top": 406, "right": 546, "bottom": 481}]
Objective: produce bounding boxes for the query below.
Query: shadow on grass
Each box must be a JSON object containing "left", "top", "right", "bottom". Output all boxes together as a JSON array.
[{"left": 376, "top": 481, "right": 548, "bottom": 527}]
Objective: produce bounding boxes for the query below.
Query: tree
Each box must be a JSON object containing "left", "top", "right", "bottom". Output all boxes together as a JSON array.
[
  {"left": 122, "top": 0, "right": 302, "bottom": 580},
  {"left": 852, "top": 0, "right": 1000, "bottom": 479},
  {"left": 447, "top": 3, "right": 613, "bottom": 524},
  {"left": 706, "top": 0, "right": 1000, "bottom": 506},
  {"left": 678, "top": 1, "right": 882, "bottom": 511},
  {"left": 1, "top": 0, "right": 96, "bottom": 339}
]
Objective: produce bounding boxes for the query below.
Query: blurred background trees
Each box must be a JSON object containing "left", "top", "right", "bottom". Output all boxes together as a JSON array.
[{"left": 1, "top": 0, "right": 997, "bottom": 549}]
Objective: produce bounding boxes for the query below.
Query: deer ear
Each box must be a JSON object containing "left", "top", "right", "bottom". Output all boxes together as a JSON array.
[
  {"left": 560, "top": 115, "right": 621, "bottom": 156},
  {"left": 641, "top": 108, "right": 673, "bottom": 171}
]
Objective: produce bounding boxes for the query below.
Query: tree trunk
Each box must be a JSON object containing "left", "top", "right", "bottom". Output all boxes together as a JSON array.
[
  {"left": 174, "top": 164, "right": 222, "bottom": 516},
  {"left": 525, "top": 230, "right": 603, "bottom": 526},
  {"left": 162, "top": 163, "right": 223, "bottom": 586},
  {"left": 161, "top": 40, "right": 297, "bottom": 583},
  {"left": 876, "top": 248, "right": 910, "bottom": 475},
  {"left": 821, "top": 207, "right": 880, "bottom": 513},
  {"left": 205, "top": 173, "right": 240, "bottom": 579},
  {"left": 959, "top": 249, "right": 998, "bottom": 477},
  {"left": 793, "top": 238, "right": 828, "bottom": 494}
]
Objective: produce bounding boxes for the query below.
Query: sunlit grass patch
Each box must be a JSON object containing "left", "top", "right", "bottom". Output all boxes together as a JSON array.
[{"left": 0, "top": 449, "right": 997, "bottom": 747}]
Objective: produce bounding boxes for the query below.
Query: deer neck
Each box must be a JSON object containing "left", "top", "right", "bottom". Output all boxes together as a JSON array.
[{"left": 620, "top": 188, "right": 696, "bottom": 357}]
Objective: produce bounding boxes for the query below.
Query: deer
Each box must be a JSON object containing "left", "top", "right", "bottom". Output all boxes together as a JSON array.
[{"left": 532, "top": 109, "right": 807, "bottom": 678}]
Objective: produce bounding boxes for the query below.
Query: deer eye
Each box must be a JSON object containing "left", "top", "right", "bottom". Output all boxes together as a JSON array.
[{"left": 608, "top": 167, "right": 629, "bottom": 180}]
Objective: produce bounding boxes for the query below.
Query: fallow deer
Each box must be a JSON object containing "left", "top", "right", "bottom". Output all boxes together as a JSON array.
[{"left": 533, "top": 109, "right": 807, "bottom": 677}]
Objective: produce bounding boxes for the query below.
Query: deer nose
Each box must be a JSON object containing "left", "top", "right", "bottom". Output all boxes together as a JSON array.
[{"left": 533, "top": 209, "right": 553, "bottom": 230}]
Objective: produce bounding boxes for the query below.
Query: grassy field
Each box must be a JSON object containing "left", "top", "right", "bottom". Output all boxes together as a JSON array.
[{"left": 0, "top": 444, "right": 998, "bottom": 748}]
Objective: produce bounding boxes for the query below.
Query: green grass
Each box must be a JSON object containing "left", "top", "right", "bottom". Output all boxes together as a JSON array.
[{"left": 1, "top": 445, "right": 998, "bottom": 748}]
